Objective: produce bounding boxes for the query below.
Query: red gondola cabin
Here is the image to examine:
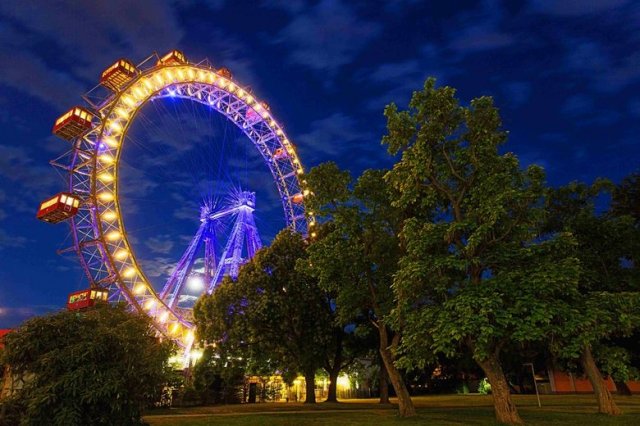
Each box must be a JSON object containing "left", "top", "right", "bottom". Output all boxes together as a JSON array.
[
  {"left": 157, "top": 50, "right": 186, "bottom": 66},
  {"left": 273, "top": 148, "right": 288, "bottom": 160},
  {"left": 100, "top": 59, "right": 137, "bottom": 91},
  {"left": 67, "top": 288, "right": 109, "bottom": 311},
  {"left": 217, "top": 67, "right": 232, "bottom": 80},
  {"left": 36, "top": 192, "right": 81, "bottom": 223},
  {"left": 291, "top": 193, "right": 304, "bottom": 204},
  {"left": 52, "top": 107, "right": 95, "bottom": 141}
]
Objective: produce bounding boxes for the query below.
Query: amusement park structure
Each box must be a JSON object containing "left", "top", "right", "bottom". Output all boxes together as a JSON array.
[
  {"left": 160, "top": 190, "right": 262, "bottom": 313},
  {"left": 37, "top": 50, "right": 314, "bottom": 360}
]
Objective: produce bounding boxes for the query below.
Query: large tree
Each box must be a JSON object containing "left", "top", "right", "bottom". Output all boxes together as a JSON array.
[
  {"left": 304, "top": 163, "right": 417, "bottom": 417},
  {"left": 544, "top": 181, "right": 640, "bottom": 414},
  {"left": 383, "top": 79, "right": 580, "bottom": 425},
  {"left": 194, "top": 229, "right": 332, "bottom": 403},
  {"left": 1, "top": 303, "right": 174, "bottom": 426}
]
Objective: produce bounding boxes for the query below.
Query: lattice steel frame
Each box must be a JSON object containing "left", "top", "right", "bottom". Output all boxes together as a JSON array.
[{"left": 56, "top": 53, "right": 315, "bottom": 348}]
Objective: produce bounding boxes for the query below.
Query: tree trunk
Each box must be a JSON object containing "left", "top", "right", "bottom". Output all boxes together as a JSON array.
[
  {"left": 580, "top": 346, "right": 621, "bottom": 415},
  {"left": 476, "top": 351, "right": 524, "bottom": 426},
  {"left": 379, "top": 327, "right": 415, "bottom": 417},
  {"left": 304, "top": 369, "right": 316, "bottom": 404},
  {"left": 326, "top": 368, "right": 339, "bottom": 402},
  {"left": 379, "top": 359, "right": 390, "bottom": 404},
  {"left": 614, "top": 380, "right": 632, "bottom": 396}
]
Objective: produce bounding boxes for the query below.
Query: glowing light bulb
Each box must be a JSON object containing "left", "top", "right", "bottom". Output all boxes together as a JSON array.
[
  {"left": 102, "top": 210, "right": 117, "bottom": 221},
  {"left": 108, "top": 121, "right": 122, "bottom": 133},
  {"left": 115, "top": 108, "right": 129, "bottom": 120},
  {"left": 98, "top": 192, "right": 114, "bottom": 202},
  {"left": 99, "top": 154, "right": 115, "bottom": 164},
  {"left": 98, "top": 172, "right": 114, "bottom": 183},
  {"left": 103, "top": 137, "right": 118, "bottom": 148},
  {"left": 134, "top": 284, "right": 146, "bottom": 294},
  {"left": 122, "top": 267, "right": 136, "bottom": 278},
  {"left": 114, "top": 249, "right": 128, "bottom": 260},
  {"left": 106, "top": 230, "right": 121, "bottom": 241},
  {"left": 145, "top": 299, "right": 156, "bottom": 310}
]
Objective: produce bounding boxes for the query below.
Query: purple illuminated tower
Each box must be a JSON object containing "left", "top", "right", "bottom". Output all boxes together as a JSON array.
[{"left": 159, "top": 190, "right": 262, "bottom": 312}]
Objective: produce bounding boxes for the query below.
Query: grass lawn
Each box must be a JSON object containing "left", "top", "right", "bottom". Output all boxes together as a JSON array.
[{"left": 145, "top": 394, "right": 640, "bottom": 425}]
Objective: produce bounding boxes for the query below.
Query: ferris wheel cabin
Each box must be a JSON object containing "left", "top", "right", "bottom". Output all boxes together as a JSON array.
[
  {"left": 67, "top": 288, "right": 109, "bottom": 311},
  {"left": 52, "top": 107, "right": 95, "bottom": 141},
  {"left": 157, "top": 49, "right": 187, "bottom": 66},
  {"left": 217, "top": 67, "right": 233, "bottom": 80},
  {"left": 36, "top": 192, "right": 81, "bottom": 223},
  {"left": 100, "top": 59, "right": 137, "bottom": 91}
]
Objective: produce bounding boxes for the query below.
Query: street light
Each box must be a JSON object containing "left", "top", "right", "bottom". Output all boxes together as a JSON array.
[{"left": 523, "top": 362, "right": 541, "bottom": 407}]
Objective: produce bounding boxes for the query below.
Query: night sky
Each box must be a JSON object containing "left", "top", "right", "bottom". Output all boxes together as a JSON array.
[{"left": 0, "top": 0, "right": 638, "bottom": 327}]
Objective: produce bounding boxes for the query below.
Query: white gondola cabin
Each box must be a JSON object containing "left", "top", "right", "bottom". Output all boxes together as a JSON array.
[
  {"left": 157, "top": 50, "right": 186, "bottom": 66},
  {"left": 36, "top": 192, "right": 81, "bottom": 223},
  {"left": 100, "top": 59, "right": 137, "bottom": 91},
  {"left": 52, "top": 107, "right": 95, "bottom": 141}
]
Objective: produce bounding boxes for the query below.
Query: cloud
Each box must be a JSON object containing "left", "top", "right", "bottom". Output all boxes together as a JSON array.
[
  {"left": 561, "top": 94, "right": 594, "bottom": 116},
  {"left": 364, "top": 45, "right": 457, "bottom": 111},
  {"left": 561, "top": 94, "right": 621, "bottom": 126},
  {"left": 448, "top": 25, "right": 515, "bottom": 54},
  {"left": 529, "top": 0, "right": 631, "bottom": 16},
  {"left": 145, "top": 234, "right": 175, "bottom": 254},
  {"left": 297, "top": 112, "right": 372, "bottom": 160},
  {"left": 558, "top": 37, "right": 640, "bottom": 93},
  {"left": 501, "top": 81, "right": 532, "bottom": 108},
  {"left": 0, "top": 1, "right": 184, "bottom": 106},
  {"left": 0, "top": 305, "right": 60, "bottom": 327},
  {"left": 0, "top": 228, "right": 29, "bottom": 250},
  {"left": 274, "top": 0, "right": 382, "bottom": 75}
]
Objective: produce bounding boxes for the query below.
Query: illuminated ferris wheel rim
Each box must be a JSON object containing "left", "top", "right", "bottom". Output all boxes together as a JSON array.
[{"left": 60, "top": 51, "right": 315, "bottom": 348}]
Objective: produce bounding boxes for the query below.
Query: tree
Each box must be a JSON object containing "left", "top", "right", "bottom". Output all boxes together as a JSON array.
[
  {"left": 1, "top": 303, "right": 174, "bottom": 426},
  {"left": 194, "top": 229, "right": 332, "bottom": 403},
  {"left": 383, "top": 79, "right": 580, "bottom": 425},
  {"left": 544, "top": 181, "right": 640, "bottom": 414},
  {"left": 612, "top": 172, "right": 640, "bottom": 223},
  {"left": 304, "top": 163, "right": 417, "bottom": 417}
]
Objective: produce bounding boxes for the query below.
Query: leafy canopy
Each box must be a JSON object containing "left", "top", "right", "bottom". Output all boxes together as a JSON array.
[{"left": 2, "top": 303, "right": 174, "bottom": 426}]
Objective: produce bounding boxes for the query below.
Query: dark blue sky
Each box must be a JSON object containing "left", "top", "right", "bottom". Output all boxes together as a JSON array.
[{"left": 0, "top": 0, "right": 638, "bottom": 327}]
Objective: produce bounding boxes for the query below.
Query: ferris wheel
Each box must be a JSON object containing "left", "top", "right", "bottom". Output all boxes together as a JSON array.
[{"left": 37, "top": 50, "right": 315, "bottom": 351}]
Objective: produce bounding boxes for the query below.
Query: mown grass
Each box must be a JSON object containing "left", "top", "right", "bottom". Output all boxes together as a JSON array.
[{"left": 145, "top": 394, "right": 640, "bottom": 425}]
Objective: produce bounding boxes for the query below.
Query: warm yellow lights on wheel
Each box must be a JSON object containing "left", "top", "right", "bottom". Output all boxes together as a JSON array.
[
  {"left": 98, "top": 172, "right": 114, "bottom": 183},
  {"left": 101, "top": 210, "right": 117, "bottom": 221},
  {"left": 122, "top": 267, "right": 137, "bottom": 278},
  {"left": 106, "top": 230, "right": 121, "bottom": 241},
  {"left": 114, "top": 249, "right": 128, "bottom": 260},
  {"left": 99, "top": 154, "right": 115, "bottom": 164},
  {"left": 98, "top": 192, "right": 114, "bottom": 202},
  {"left": 86, "top": 60, "right": 311, "bottom": 346}
]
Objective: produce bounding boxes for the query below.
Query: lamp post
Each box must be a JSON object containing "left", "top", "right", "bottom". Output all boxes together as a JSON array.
[{"left": 523, "top": 362, "right": 541, "bottom": 407}]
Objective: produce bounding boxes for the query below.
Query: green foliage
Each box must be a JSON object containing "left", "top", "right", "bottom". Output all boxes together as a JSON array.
[
  {"left": 382, "top": 78, "right": 581, "bottom": 365},
  {"left": 193, "top": 347, "right": 245, "bottom": 405},
  {"left": 1, "top": 303, "right": 175, "bottom": 426},
  {"left": 544, "top": 181, "right": 640, "bottom": 377},
  {"left": 478, "top": 378, "right": 492, "bottom": 395},
  {"left": 305, "top": 163, "right": 402, "bottom": 327},
  {"left": 194, "top": 229, "right": 332, "bottom": 382}
]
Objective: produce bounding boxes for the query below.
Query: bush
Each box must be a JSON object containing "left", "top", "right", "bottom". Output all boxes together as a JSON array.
[
  {"left": 478, "top": 377, "right": 492, "bottom": 394},
  {"left": 1, "top": 304, "right": 175, "bottom": 425}
]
